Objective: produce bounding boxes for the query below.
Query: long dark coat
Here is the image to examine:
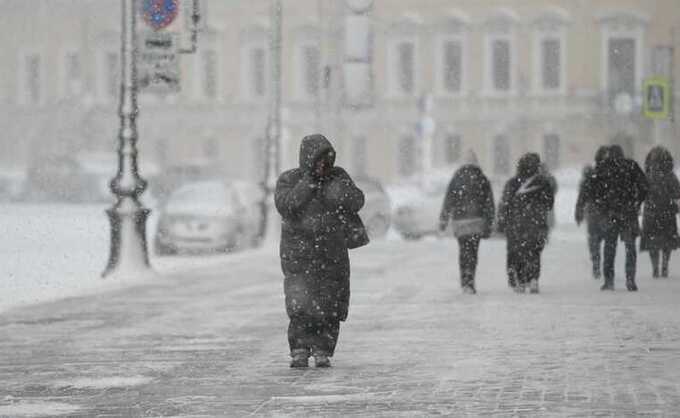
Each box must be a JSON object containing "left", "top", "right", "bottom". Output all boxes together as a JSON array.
[
  {"left": 497, "top": 154, "right": 555, "bottom": 245},
  {"left": 641, "top": 147, "right": 680, "bottom": 251},
  {"left": 588, "top": 155, "right": 648, "bottom": 239},
  {"left": 439, "top": 164, "right": 495, "bottom": 238},
  {"left": 275, "top": 135, "right": 365, "bottom": 322}
]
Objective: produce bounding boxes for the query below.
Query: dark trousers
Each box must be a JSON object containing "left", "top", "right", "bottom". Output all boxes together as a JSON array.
[
  {"left": 288, "top": 315, "right": 340, "bottom": 356},
  {"left": 588, "top": 232, "right": 604, "bottom": 277},
  {"left": 507, "top": 237, "right": 544, "bottom": 286},
  {"left": 457, "top": 235, "right": 480, "bottom": 288},
  {"left": 602, "top": 232, "right": 637, "bottom": 285},
  {"left": 649, "top": 249, "right": 671, "bottom": 277}
]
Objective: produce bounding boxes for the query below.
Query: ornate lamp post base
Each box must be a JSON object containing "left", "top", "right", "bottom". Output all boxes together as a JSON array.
[{"left": 103, "top": 198, "right": 151, "bottom": 278}]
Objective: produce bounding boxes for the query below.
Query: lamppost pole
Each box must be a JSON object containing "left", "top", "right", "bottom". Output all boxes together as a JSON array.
[
  {"left": 260, "top": 0, "right": 282, "bottom": 243},
  {"left": 103, "top": 0, "right": 151, "bottom": 278}
]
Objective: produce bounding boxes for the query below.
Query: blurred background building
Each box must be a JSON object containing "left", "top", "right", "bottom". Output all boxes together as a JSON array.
[{"left": 0, "top": 0, "right": 679, "bottom": 187}]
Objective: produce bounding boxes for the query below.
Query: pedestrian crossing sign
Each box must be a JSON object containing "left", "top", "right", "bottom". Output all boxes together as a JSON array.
[{"left": 643, "top": 77, "right": 671, "bottom": 119}]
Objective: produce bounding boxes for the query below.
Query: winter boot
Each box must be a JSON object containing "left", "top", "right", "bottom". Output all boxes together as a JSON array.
[
  {"left": 600, "top": 281, "right": 614, "bottom": 291},
  {"left": 462, "top": 285, "right": 476, "bottom": 295},
  {"left": 593, "top": 264, "right": 601, "bottom": 279},
  {"left": 313, "top": 353, "right": 331, "bottom": 368},
  {"left": 529, "top": 279, "right": 539, "bottom": 294},
  {"left": 626, "top": 279, "right": 638, "bottom": 292},
  {"left": 514, "top": 282, "right": 526, "bottom": 293},
  {"left": 290, "top": 349, "right": 309, "bottom": 368}
]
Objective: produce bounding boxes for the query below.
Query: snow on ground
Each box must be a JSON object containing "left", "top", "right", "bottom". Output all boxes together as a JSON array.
[
  {"left": 0, "top": 169, "right": 597, "bottom": 314},
  {"left": 0, "top": 203, "right": 269, "bottom": 313}
]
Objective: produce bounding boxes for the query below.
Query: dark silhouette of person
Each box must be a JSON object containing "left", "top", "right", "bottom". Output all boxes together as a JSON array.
[{"left": 275, "top": 134, "right": 366, "bottom": 368}]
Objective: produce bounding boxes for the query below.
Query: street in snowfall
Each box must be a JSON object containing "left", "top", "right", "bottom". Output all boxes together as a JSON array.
[{"left": 1, "top": 206, "right": 680, "bottom": 416}]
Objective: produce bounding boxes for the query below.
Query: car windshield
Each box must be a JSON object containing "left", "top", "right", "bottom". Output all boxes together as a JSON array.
[{"left": 167, "top": 182, "right": 235, "bottom": 209}]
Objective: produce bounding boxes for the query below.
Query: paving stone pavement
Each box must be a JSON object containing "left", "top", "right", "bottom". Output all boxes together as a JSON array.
[{"left": 1, "top": 227, "right": 680, "bottom": 417}]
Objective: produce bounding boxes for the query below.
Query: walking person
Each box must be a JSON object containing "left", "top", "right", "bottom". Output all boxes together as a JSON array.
[
  {"left": 438, "top": 153, "right": 495, "bottom": 294},
  {"left": 640, "top": 146, "right": 680, "bottom": 278},
  {"left": 275, "top": 134, "right": 367, "bottom": 368},
  {"left": 575, "top": 145, "right": 610, "bottom": 279},
  {"left": 589, "top": 145, "right": 648, "bottom": 291},
  {"left": 497, "top": 153, "right": 555, "bottom": 294}
]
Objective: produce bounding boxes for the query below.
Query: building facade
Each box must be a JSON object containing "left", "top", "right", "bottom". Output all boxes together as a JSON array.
[{"left": 1, "top": 0, "right": 679, "bottom": 186}]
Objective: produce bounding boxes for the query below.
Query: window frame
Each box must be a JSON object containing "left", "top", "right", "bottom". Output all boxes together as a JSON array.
[
  {"left": 599, "top": 16, "right": 646, "bottom": 102},
  {"left": 532, "top": 28, "right": 567, "bottom": 96},
  {"left": 434, "top": 33, "right": 467, "bottom": 97},
  {"left": 387, "top": 35, "right": 419, "bottom": 98},
  {"left": 240, "top": 40, "right": 268, "bottom": 102},
  {"left": 483, "top": 32, "right": 517, "bottom": 97},
  {"left": 294, "top": 40, "right": 322, "bottom": 101},
  {"left": 20, "top": 51, "right": 45, "bottom": 106}
]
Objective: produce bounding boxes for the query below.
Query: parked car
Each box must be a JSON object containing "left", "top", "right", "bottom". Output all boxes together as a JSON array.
[
  {"left": 388, "top": 168, "right": 459, "bottom": 240},
  {"left": 355, "top": 177, "right": 391, "bottom": 239},
  {"left": 149, "top": 160, "right": 223, "bottom": 201},
  {"left": 154, "top": 180, "right": 262, "bottom": 255}
]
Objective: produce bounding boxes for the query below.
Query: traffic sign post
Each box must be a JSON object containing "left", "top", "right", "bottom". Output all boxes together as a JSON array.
[
  {"left": 643, "top": 77, "right": 671, "bottom": 119},
  {"left": 139, "top": 31, "right": 180, "bottom": 93}
]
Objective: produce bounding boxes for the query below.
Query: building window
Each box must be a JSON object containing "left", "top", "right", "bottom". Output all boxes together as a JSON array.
[
  {"left": 352, "top": 136, "right": 367, "bottom": 175},
  {"left": 25, "top": 54, "right": 42, "bottom": 104},
  {"left": 106, "top": 52, "right": 119, "bottom": 100},
  {"left": 543, "top": 134, "right": 560, "bottom": 170},
  {"left": 444, "top": 134, "right": 461, "bottom": 165},
  {"left": 492, "top": 39, "right": 511, "bottom": 91},
  {"left": 398, "top": 135, "right": 416, "bottom": 177},
  {"left": 607, "top": 38, "right": 636, "bottom": 98},
  {"left": 493, "top": 135, "right": 510, "bottom": 175},
  {"left": 541, "top": 39, "right": 561, "bottom": 90},
  {"left": 389, "top": 40, "right": 416, "bottom": 96},
  {"left": 442, "top": 40, "right": 462, "bottom": 93},
  {"left": 397, "top": 41, "right": 415, "bottom": 94},
  {"left": 64, "top": 52, "right": 82, "bottom": 97},
  {"left": 202, "top": 50, "right": 218, "bottom": 99},
  {"left": 302, "top": 45, "right": 321, "bottom": 97},
  {"left": 250, "top": 47, "right": 266, "bottom": 98}
]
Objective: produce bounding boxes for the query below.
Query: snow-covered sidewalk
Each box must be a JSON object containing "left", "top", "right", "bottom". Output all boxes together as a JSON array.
[{"left": 1, "top": 217, "right": 679, "bottom": 416}]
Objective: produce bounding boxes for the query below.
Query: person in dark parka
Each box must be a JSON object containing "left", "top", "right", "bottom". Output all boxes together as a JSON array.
[
  {"left": 439, "top": 162, "right": 495, "bottom": 294},
  {"left": 575, "top": 145, "right": 610, "bottom": 279},
  {"left": 640, "top": 146, "right": 680, "bottom": 278},
  {"left": 275, "top": 134, "right": 365, "bottom": 368},
  {"left": 588, "top": 145, "right": 648, "bottom": 291},
  {"left": 497, "top": 153, "right": 555, "bottom": 294}
]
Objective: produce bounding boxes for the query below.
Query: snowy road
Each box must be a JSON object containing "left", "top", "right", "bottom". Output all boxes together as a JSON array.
[{"left": 1, "top": 219, "right": 680, "bottom": 415}]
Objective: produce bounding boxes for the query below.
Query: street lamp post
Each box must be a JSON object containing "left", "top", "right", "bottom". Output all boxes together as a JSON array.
[
  {"left": 260, "top": 0, "right": 283, "bottom": 243},
  {"left": 103, "top": 0, "right": 151, "bottom": 278}
]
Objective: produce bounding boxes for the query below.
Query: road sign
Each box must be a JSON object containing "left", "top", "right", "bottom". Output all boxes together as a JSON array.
[
  {"left": 139, "top": 31, "right": 180, "bottom": 93},
  {"left": 142, "top": 0, "right": 179, "bottom": 31},
  {"left": 643, "top": 77, "right": 671, "bottom": 119}
]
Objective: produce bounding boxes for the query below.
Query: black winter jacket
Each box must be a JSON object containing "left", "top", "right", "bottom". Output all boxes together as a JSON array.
[
  {"left": 497, "top": 154, "right": 555, "bottom": 243},
  {"left": 275, "top": 135, "right": 365, "bottom": 321},
  {"left": 439, "top": 164, "right": 495, "bottom": 238}
]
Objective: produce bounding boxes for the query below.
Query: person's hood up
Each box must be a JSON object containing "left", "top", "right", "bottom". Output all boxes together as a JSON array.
[
  {"left": 516, "top": 153, "right": 540, "bottom": 178},
  {"left": 299, "top": 134, "right": 336, "bottom": 173},
  {"left": 594, "top": 145, "right": 609, "bottom": 166}
]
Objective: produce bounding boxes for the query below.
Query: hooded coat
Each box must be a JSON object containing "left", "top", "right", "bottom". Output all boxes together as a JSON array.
[
  {"left": 641, "top": 146, "right": 680, "bottom": 251},
  {"left": 497, "top": 153, "right": 555, "bottom": 243},
  {"left": 275, "top": 135, "right": 365, "bottom": 322},
  {"left": 439, "top": 164, "right": 495, "bottom": 238},
  {"left": 587, "top": 147, "right": 648, "bottom": 238}
]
